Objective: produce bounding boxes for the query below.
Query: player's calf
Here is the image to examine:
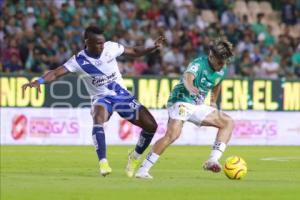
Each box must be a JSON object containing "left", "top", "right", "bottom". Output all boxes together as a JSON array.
[{"left": 92, "top": 124, "right": 112, "bottom": 176}]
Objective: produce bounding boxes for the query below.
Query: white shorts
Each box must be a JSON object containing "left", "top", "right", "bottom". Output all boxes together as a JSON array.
[{"left": 168, "top": 102, "right": 216, "bottom": 126}]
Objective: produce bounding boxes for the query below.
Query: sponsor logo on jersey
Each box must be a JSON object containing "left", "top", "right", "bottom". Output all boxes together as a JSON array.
[
  {"left": 201, "top": 77, "right": 206, "bottom": 83},
  {"left": 92, "top": 72, "right": 117, "bottom": 87},
  {"left": 82, "top": 60, "right": 89, "bottom": 65},
  {"left": 188, "top": 64, "right": 198, "bottom": 72},
  {"left": 178, "top": 104, "right": 187, "bottom": 116}
]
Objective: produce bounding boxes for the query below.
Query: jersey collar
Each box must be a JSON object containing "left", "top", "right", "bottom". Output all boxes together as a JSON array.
[{"left": 84, "top": 49, "right": 102, "bottom": 59}]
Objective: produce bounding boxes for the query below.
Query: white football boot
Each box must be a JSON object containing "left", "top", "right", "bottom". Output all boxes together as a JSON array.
[{"left": 203, "top": 159, "right": 222, "bottom": 173}]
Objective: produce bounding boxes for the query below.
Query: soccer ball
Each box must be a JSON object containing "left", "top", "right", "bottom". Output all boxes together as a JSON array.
[{"left": 224, "top": 156, "right": 247, "bottom": 180}]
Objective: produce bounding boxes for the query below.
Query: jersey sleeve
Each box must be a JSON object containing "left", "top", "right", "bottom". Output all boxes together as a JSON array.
[
  {"left": 63, "top": 55, "right": 80, "bottom": 73},
  {"left": 185, "top": 59, "right": 200, "bottom": 77},
  {"left": 107, "top": 41, "right": 125, "bottom": 58}
]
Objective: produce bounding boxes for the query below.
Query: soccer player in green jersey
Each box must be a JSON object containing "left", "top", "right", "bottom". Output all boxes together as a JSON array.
[{"left": 135, "top": 38, "right": 235, "bottom": 179}]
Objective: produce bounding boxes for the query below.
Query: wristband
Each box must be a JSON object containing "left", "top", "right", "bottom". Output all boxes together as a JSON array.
[{"left": 37, "top": 77, "right": 45, "bottom": 84}]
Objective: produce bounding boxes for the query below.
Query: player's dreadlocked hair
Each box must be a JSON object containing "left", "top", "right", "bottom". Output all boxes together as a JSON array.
[
  {"left": 209, "top": 38, "right": 234, "bottom": 61},
  {"left": 84, "top": 26, "right": 103, "bottom": 39}
]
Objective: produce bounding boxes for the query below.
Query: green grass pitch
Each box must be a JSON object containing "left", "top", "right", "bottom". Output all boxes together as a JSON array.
[{"left": 1, "top": 146, "right": 300, "bottom": 200}]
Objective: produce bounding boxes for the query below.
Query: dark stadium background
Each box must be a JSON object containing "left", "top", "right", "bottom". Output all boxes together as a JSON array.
[{"left": 1, "top": 1, "right": 300, "bottom": 200}]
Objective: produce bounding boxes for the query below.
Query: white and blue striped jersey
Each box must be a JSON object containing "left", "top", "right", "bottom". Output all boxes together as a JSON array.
[{"left": 63, "top": 41, "right": 126, "bottom": 98}]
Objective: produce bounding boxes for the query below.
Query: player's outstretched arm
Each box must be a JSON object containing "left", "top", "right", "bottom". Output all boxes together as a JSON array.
[
  {"left": 183, "top": 72, "right": 199, "bottom": 95},
  {"left": 22, "top": 66, "right": 69, "bottom": 94},
  {"left": 123, "top": 35, "right": 166, "bottom": 57}
]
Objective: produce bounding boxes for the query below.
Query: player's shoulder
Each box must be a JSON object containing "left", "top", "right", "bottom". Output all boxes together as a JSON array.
[
  {"left": 192, "top": 55, "right": 208, "bottom": 63},
  {"left": 72, "top": 49, "right": 85, "bottom": 58},
  {"left": 104, "top": 41, "right": 124, "bottom": 51},
  {"left": 188, "top": 55, "right": 208, "bottom": 68},
  {"left": 104, "top": 41, "right": 113, "bottom": 46},
  {"left": 217, "top": 67, "right": 227, "bottom": 76},
  {"left": 104, "top": 41, "right": 120, "bottom": 48},
  {"left": 63, "top": 51, "right": 85, "bottom": 72},
  {"left": 70, "top": 50, "right": 88, "bottom": 62},
  {"left": 65, "top": 50, "right": 83, "bottom": 62}
]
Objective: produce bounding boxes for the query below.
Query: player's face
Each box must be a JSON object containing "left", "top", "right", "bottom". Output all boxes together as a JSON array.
[
  {"left": 86, "top": 34, "right": 105, "bottom": 53},
  {"left": 209, "top": 54, "right": 225, "bottom": 71}
]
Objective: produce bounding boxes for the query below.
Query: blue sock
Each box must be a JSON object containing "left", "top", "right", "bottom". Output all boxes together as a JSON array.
[
  {"left": 92, "top": 125, "right": 106, "bottom": 160},
  {"left": 135, "top": 130, "right": 154, "bottom": 154}
]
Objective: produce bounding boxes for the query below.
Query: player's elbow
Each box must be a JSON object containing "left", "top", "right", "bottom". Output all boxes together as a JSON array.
[
  {"left": 132, "top": 51, "right": 142, "bottom": 57},
  {"left": 183, "top": 77, "right": 189, "bottom": 89},
  {"left": 125, "top": 48, "right": 141, "bottom": 58},
  {"left": 183, "top": 73, "right": 193, "bottom": 86}
]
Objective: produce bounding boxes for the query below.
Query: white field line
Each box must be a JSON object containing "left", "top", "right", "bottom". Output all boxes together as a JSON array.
[{"left": 260, "top": 157, "right": 300, "bottom": 161}]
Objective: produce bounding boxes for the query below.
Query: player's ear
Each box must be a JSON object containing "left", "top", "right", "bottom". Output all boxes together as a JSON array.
[
  {"left": 83, "top": 39, "right": 88, "bottom": 49},
  {"left": 84, "top": 39, "right": 89, "bottom": 47}
]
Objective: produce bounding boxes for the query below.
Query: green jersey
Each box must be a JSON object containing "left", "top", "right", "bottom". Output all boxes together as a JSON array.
[{"left": 168, "top": 56, "right": 227, "bottom": 106}]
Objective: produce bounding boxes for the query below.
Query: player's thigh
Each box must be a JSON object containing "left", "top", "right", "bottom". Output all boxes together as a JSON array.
[
  {"left": 129, "top": 106, "right": 157, "bottom": 133},
  {"left": 200, "top": 109, "right": 233, "bottom": 129},
  {"left": 188, "top": 104, "right": 216, "bottom": 126},
  {"left": 91, "top": 104, "right": 111, "bottom": 124},
  {"left": 168, "top": 102, "right": 195, "bottom": 121},
  {"left": 164, "top": 118, "right": 184, "bottom": 141}
]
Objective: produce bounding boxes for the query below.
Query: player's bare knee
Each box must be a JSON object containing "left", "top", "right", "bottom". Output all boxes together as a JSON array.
[
  {"left": 204, "top": 112, "right": 233, "bottom": 131},
  {"left": 222, "top": 115, "right": 234, "bottom": 130},
  {"left": 150, "top": 120, "right": 158, "bottom": 133},
  {"left": 225, "top": 115, "right": 234, "bottom": 129},
  {"left": 144, "top": 120, "right": 158, "bottom": 134},
  {"left": 93, "top": 114, "right": 106, "bottom": 125},
  {"left": 228, "top": 117, "right": 234, "bottom": 129}
]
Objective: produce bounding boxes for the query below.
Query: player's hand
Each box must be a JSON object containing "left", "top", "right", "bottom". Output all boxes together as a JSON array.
[
  {"left": 22, "top": 80, "right": 41, "bottom": 96},
  {"left": 154, "top": 35, "right": 167, "bottom": 49},
  {"left": 188, "top": 86, "right": 199, "bottom": 95}
]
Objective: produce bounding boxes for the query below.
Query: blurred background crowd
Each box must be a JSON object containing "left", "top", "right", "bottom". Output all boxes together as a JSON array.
[{"left": 1, "top": 0, "right": 300, "bottom": 78}]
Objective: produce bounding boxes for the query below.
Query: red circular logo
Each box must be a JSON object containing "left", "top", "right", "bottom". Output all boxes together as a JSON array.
[
  {"left": 11, "top": 115, "right": 27, "bottom": 140},
  {"left": 119, "top": 119, "right": 132, "bottom": 140}
]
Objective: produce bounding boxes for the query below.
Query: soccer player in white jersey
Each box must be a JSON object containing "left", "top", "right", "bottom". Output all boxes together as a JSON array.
[{"left": 22, "top": 26, "right": 166, "bottom": 177}]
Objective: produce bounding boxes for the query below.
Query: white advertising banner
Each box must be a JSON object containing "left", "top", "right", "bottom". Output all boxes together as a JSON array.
[
  {"left": 0, "top": 108, "right": 91, "bottom": 145},
  {"left": 1, "top": 108, "right": 300, "bottom": 145}
]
